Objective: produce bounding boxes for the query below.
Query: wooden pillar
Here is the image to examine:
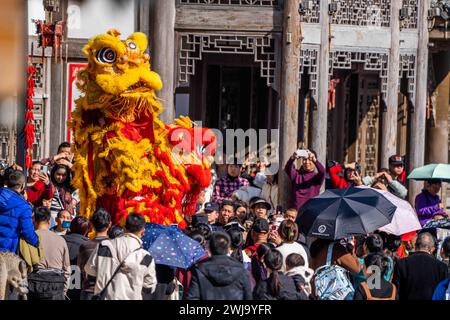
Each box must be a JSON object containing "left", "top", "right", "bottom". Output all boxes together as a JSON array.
[
  {"left": 137, "top": 0, "right": 151, "bottom": 37},
  {"left": 408, "top": 0, "right": 431, "bottom": 204},
  {"left": 381, "top": 0, "right": 401, "bottom": 168},
  {"left": 46, "top": 2, "right": 68, "bottom": 155},
  {"left": 426, "top": 51, "right": 450, "bottom": 206},
  {"left": 278, "top": 0, "right": 301, "bottom": 209},
  {"left": 151, "top": 0, "right": 176, "bottom": 123},
  {"left": 310, "top": 0, "right": 329, "bottom": 166}
]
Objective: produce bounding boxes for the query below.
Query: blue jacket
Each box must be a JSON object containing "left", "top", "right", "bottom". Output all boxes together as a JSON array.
[
  {"left": 0, "top": 187, "right": 38, "bottom": 253},
  {"left": 432, "top": 278, "right": 450, "bottom": 300}
]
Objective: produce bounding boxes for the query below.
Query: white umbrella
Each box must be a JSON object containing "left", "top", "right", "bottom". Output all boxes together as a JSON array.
[{"left": 371, "top": 188, "right": 422, "bottom": 235}]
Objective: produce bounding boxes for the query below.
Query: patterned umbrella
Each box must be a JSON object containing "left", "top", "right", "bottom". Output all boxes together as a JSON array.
[{"left": 142, "top": 223, "right": 207, "bottom": 269}]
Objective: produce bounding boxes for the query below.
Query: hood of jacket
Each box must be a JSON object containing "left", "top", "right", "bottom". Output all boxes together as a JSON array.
[
  {"left": 285, "top": 266, "right": 314, "bottom": 283},
  {"left": 197, "top": 255, "right": 245, "bottom": 286},
  {"left": 0, "top": 188, "right": 26, "bottom": 212}
]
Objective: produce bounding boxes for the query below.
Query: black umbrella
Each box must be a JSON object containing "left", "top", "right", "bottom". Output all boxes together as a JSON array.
[{"left": 297, "top": 187, "right": 396, "bottom": 240}]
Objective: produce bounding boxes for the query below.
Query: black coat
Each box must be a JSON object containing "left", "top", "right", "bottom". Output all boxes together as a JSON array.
[
  {"left": 186, "top": 255, "right": 252, "bottom": 300},
  {"left": 253, "top": 272, "right": 308, "bottom": 300},
  {"left": 392, "top": 251, "right": 449, "bottom": 300},
  {"left": 353, "top": 279, "right": 398, "bottom": 300},
  {"left": 63, "top": 233, "right": 89, "bottom": 266}
]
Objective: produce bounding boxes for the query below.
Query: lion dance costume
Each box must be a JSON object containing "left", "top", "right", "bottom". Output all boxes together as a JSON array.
[{"left": 70, "top": 29, "right": 216, "bottom": 228}]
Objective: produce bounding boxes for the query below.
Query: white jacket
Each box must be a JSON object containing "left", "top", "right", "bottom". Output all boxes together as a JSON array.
[
  {"left": 85, "top": 233, "right": 157, "bottom": 300},
  {"left": 276, "top": 242, "right": 309, "bottom": 272}
]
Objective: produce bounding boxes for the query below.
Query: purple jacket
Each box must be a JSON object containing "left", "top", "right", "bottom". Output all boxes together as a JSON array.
[
  {"left": 415, "top": 189, "right": 445, "bottom": 226},
  {"left": 284, "top": 158, "right": 325, "bottom": 211}
]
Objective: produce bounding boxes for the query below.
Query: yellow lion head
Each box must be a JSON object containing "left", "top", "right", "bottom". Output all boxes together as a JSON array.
[{"left": 77, "top": 29, "right": 164, "bottom": 121}]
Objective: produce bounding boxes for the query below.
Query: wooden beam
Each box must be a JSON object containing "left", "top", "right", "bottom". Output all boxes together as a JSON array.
[
  {"left": 310, "top": 0, "right": 329, "bottom": 168},
  {"left": 409, "top": 0, "right": 431, "bottom": 204},
  {"left": 278, "top": 0, "right": 301, "bottom": 209},
  {"left": 175, "top": 6, "right": 282, "bottom": 32}
]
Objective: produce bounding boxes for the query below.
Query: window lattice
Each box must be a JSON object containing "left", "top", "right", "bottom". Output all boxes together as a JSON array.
[
  {"left": 0, "top": 126, "right": 10, "bottom": 162},
  {"left": 299, "top": 47, "right": 319, "bottom": 98},
  {"left": 401, "top": 0, "right": 418, "bottom": 29},
  {"left": 330, "top": 0, "right": 391, "bottom": 27},
  {"left": 399, "top": 53, "right": 416, "bottom": 102},
  {"left": 179, "top": 33, "right": 277, "bottom": 87},
  {"left": 300, "top": 0, "right": 320, "bottom": 23},
  {"left": 32, "top": 62, "right": 45, "bottom": 89},
  {"left": 329, "top": 51, "right": 389, "bottom": 98}
]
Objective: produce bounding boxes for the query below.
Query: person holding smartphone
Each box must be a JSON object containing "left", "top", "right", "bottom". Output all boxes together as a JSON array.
[
  {"left": 49, "top": 164, "right": 77, "bottom": 223},
  {"left": 26, "top": 161, "right": 54, "bottom": 207},
  {"left": 284, "top": 149, "right": 325, "bottom": 211}
]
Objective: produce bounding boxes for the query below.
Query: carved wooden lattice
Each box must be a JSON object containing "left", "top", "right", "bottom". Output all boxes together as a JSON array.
[
  {"left": 329, "top": 51, "right": 388, "bottom": 99},
  {"left": 399, "top": 53, "right": 416, "bottom": 102},
  {"left": 32, "top": 103, "right": 44, "bottom": 162},
  {"left": 178, "top": 0, "right": 279, "bottom": 6},
  {"left": 401, "top": 0, "right": 418, "bottom": 29},
  {"left": 0, "top": 126, "right": 11, "bottom": 162},
  {"left": 300, "top": 0, "right": 320, "bottom": 23},
  {"left": 32, "top": 62, "right": 45, "bottom": 89},
  {"left": 178, "top": 33, "right": 277, "bottom": 87},
  {"left": 299, "top": 47, "right": 319, "bottom": 98},
  {"left": 330, "top": 0, "right": 391, "bottom": 27},
  {"left": 356, "top": 76, "right": 380, "bottom": 177}
]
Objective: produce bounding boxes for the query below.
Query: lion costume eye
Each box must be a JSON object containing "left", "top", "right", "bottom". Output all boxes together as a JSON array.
[
  {"left": 128, "top": 42, "right": 137, "bottom": 50},
  {"left": 96, "top": 48, "right": 117, "bottom": 64}
]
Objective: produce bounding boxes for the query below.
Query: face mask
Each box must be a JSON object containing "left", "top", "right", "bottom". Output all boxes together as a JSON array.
[{"left": 62, "top": 221, "right": 71, "bottom": 229}]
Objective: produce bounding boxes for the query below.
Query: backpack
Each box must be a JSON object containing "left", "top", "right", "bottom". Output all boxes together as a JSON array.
[{"left": 313, "top": 243, "right": 355, "bottom": 300}]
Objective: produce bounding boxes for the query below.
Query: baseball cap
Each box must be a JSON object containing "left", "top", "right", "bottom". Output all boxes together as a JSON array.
[
  {"left": 204, "top": 202, "right": 219, "bottom": 212},
  {"left": 251, "top": 218, "right": 269, "bottom": 233},
  {"left": 389, "top": 155, "right": 404, "bottom": 166}
]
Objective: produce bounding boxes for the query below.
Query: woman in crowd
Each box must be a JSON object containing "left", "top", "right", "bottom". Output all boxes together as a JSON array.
[
  {"left": 415, "top": 179, "right": 447, "bottom": 226},
  {"left": 250, "top": 242, "right": 273, "bottom": 287},
  {"left": 26, "top": 161, "right": 54, "bottom": 207},
  {"left": 226, "top": 226, "right": 251, "bottom": 270},
  {"left": 50, "top": 164, "right": 77, "bottom": 221},
  {"left": 253, "top": 249, "right": 307, "bottom": 300},
  {"left": 270, "top": 220, "right": 309, "bottom": 272},
  {"left": 353, "top": 252, "right": 398, "bottom": 300}
]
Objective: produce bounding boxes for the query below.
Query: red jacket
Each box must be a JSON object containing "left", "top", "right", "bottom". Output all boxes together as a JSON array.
[
  {"left": 26, "top": 180, "right": 54, "bottom": 207},
  {"left": 328, "top": 164, "right": 350, "bottom": 189}
]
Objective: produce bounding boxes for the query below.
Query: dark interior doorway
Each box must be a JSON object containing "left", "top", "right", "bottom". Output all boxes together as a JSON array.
[{"left": 187, "top": 54, "right": 277, "bottom": 134}]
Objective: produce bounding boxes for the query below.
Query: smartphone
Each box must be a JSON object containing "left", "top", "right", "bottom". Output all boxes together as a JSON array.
[
  {"left": 271, "top": 224, "right": 278, "bottom": 231},
  {"left": 295, "top": 149, "right": 309, "bottom": 159},
  {"left": 41, "top": 165, "right": 49, "bottom": 175}
]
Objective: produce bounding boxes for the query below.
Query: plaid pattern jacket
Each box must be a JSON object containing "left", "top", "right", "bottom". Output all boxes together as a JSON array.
[{"left": 212, "top": 176, "right": 249, "bottom": 204}]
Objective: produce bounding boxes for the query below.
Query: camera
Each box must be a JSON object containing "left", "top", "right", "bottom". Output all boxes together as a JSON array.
[{"left": 295, "top": 149, "right": 309, "bottom": 159}]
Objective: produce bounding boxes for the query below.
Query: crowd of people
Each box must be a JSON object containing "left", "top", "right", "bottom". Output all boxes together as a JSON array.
[{"left": 1, "top": 144, "right": 450, "bottom": 300}]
